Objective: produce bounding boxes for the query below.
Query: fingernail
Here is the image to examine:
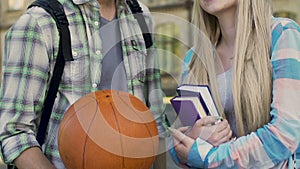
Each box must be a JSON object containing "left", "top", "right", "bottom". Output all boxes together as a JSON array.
[{"left": 214, "top": 116, "right": 223, "bottom": 121}]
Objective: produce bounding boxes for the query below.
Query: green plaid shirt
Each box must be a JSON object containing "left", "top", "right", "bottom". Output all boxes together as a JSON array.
[{"left": 0, "top": 0, "right": 166, "bottom": 167}]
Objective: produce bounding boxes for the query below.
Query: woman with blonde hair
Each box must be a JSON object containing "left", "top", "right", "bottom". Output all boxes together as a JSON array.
[{"left": 169, "top": 0, "right": 300, "bottom": 168}]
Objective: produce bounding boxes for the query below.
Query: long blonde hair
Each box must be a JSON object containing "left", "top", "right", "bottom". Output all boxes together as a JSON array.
[{"left": 186, "top": 0, "right": 273, "bottom": 136}]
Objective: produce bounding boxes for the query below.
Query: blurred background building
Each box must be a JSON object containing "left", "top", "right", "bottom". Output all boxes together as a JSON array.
[{"left": 0, "top": 0, "right": 300, "bottom": 168}]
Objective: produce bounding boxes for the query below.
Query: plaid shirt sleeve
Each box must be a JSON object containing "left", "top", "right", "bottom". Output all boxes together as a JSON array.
[
  {"left": 141, "top": 5, "right": 168, "bottom": 137},
  {"left": 0, "top": 12, "right": 52, "bottom": 163},
  {"left": 184, "top": 18, "right": 300, "bottom": 168}
]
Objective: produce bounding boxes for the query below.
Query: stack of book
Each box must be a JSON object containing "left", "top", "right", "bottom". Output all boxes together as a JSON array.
[{"left": 170, "top": 84, "right": 219, "bottom": 126}]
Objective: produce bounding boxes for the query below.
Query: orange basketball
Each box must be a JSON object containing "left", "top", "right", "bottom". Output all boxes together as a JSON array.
[{"left": 58, "top": 90, "right": 159, "bottom": 169}]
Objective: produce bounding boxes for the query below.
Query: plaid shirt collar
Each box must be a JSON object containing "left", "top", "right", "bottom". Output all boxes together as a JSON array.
[
  {"left": 72, "top": 0, "right": 124, "bottom": 5},
  {"left": 70, "top": 0, "right": 128, "bottom": 17}
]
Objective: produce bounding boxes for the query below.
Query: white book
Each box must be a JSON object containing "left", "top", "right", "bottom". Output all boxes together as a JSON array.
[{"left": 176, "top": 84, "right": 220, "bottom": 116}]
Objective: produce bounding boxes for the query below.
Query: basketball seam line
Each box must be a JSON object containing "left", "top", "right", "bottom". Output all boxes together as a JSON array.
[
  {"left": 110, "top": 101, "right": 126, "bottom": 168},
  {"left": 82, "top": 100, "right": 99, "bottom": 169}
]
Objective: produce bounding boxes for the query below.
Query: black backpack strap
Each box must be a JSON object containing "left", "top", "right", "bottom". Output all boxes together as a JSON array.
[
  {"left": 28, "top": 0, "right": 73, "bottom": 145},
  {"left": 126, "top": 0, "right": 153, "bottom": 49}
]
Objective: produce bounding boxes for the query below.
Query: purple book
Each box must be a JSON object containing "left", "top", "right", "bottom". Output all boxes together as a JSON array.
[
  {"left": 170, "top": 95, "right": 208, "bottom": 126},
  {"left": 176, "top": 84, "right": 219, "bottom": 117}
]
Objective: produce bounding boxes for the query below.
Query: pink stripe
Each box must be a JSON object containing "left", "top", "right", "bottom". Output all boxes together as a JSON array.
[
  {"left": 268, "top": 125, "right": 298, "bottom": 152},
  {"left": 273, "top": 79, "right": 300, "bottom": 120},
  {"left": 208, "top": 135, "right": 265, "bottom": 168},
  {"left": 274, "top": 48, "right": 300, "bottom": 61},
  {"left": 281, "top": 20, "right": 293, "bottom": 26},
  {"left": 272, "top": 79, "right": 300, "bottom": 152}
]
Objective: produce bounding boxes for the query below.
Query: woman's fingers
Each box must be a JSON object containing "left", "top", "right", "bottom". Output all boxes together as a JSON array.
[
  {"left": 205, "top": 119, "right": 232, "bottom": 146},
  {"left": 209, "top": 128, "right": 233, "bottom": 146},
  {"left": 169, "top": 127, "right": 195, "bottom": 164},
  {"left": 188, "top": 116, "right": 223, "bottom": 139},
  {"left": 194, "top": 116, "right": 222, "bottom": 127},
  {"left": 169, "top": 127, "right": 193, "bottom": 145},
  {"left": 217, "top": 121, "right": 232, "bottom": 139},
  {"left": 174, "top": 143, "right": 189, "bottom": 164},
  {"left": 192, "top": 118, "right": 233, "bottom": 146},
  {"left": 177, "top": 126, "right": 192, "bottom": 133}
]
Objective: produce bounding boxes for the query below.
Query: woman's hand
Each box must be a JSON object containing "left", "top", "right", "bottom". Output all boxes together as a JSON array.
[
  {"left": 185, "top": 116, "right": 232, "bottom": 146},
  {"left": 169, "top": 116, "right": 232, "bottom": 165},
  {"left": 170, "top": 127, "right": 195, "bottom": 165}
]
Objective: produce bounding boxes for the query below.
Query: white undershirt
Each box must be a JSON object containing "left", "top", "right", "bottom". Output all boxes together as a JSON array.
[{"left": 217, "top": 67, "right": 238, "bottom": 137}]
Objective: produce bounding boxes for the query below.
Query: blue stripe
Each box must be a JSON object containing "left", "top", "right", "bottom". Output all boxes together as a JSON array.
[
  {"left": 283, "top": 21, "right": 300, "bottom": 32},
  {"left": 187, "top": 141, "right": 205, "bottom": 168},
  {"left": 181, "top": 48, "right": 194, "bottom": 83},
  {"left": 205, "top": 147, "right": 217, "bottom": 168},
  {"left": 296, "top": 145, "right": 300, "bottom": 163},
  {"left": 271, "top": 19, "right": 300, "bottom": 55},
  {"left": 272, "top": 58, "right": 300, "bottom": 80},
  {"left": 204, "top": 144, "right": 238, "bottom": 169},
  {"left": 271, "top": 24, "right": 283, "bottom": 52},
  {"left": 184, "top": 48, "right": 194, "bottom": 65},
  {"left": 257, "top": 127, "right": 292, "bottom": 164}
]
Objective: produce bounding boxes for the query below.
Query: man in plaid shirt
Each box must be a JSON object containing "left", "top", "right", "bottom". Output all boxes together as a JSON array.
[{"left": 0, "top": 0, "right": 167, "bottom": 168}]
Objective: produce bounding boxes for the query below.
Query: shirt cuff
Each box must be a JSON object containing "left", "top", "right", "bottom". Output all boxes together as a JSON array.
[
  {"left": 1, "top": 133, "right": 39, "bottom": 164},
  {"left": 168, "top": 137, "right": 181, "bottom": 165},
  {"left": 187, "top": 138, "right": 213, "bottom": 168}
]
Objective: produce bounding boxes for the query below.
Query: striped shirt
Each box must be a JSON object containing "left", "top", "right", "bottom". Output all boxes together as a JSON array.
[
  {"left": 179, "top": 17, "right": 300, "bottom": 168},
  {"left": 0, "top": 0, "right": 166, "bottom": 168}
]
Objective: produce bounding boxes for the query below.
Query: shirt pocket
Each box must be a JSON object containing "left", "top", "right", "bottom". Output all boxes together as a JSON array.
[
  {"left": 61, "top": 47, "right": 89, "bottom": 85},
  {"left": 127, "top": 47, "right": 147, "bottom": 84}
]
